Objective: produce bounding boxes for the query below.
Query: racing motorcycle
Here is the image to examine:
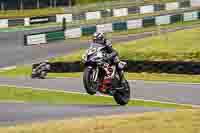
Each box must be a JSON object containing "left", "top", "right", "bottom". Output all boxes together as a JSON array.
[
  {"left": 82, "top": 44, "right": 130, "bottom": 105},
  {"left": 31, "top": 61, "right": 50, "bottom": 79}
]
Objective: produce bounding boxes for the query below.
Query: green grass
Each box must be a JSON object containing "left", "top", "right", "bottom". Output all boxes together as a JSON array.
[
  {"left": 126, "top": 73, "right": 200, "bottom": 83},
  {"left": 2, "top": 63, "right": 200, "bottom": 83},
  {"left": 76, "top": 0, "right": 117, "bottom": 4},
  {"left": 0, "top": 22, "right": 62, "bottom": 33},
  {"left": 2, "top": 68, "right": 200, "bottom": 83},
  {"left": 116, "top": 29, "right": 200, "bottom": 62},
  {"left": 1, "top": 110, "right": 199, "bottom": 133},
  {"left": 0, "top": 8, "right": 64, "bottom": 19},
  {"left": 48, "top": 72, "right": 82, "bottom": 78},
  {"left": 0, "top": 66, "right": 31, "bottom": 77},
  {"left": 47, "top": 72, "right": 200, "bottom": 83},
  {"left": 51, "top": 27, "right": 200, "bottom": 62},
  {"left": 0, "top": 85, "right": 192, "bottom": 109},
  {"left": 72, "top": 0, "right": 179, "bottom": 12},
  {"left": 76, "top": 0, "right": 178, "bottom": 5}
]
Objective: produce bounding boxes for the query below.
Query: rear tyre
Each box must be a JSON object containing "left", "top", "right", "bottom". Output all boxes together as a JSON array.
[
  {"left": 113, "top": 79, "right": 130, "bottom": 105},
  {"left": 83, "top": 67, "right": 97, "bottom": 95}
]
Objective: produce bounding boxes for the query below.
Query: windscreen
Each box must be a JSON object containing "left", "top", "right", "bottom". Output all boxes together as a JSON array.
[{"left": 90, "top": 43, "right": 105, "bottom": 49}]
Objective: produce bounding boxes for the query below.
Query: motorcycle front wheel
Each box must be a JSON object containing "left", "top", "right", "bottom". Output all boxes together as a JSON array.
[
  {"left": 39, "top": 71, "right": 47, "bottom": 79},
  {"left": 31, "top": 71, "right": 47, "bottom": 79},
  {"left": 83, "top": 66, "right": 98, "bottom": 95}
]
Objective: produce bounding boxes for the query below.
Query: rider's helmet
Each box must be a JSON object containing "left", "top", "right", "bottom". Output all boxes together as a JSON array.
[{"left": 93, "top": 32, "right": 106, "bottom": 45}]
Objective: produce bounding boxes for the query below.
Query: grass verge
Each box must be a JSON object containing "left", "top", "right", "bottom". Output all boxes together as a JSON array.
[
  {"left": 72, "top": 0, "right": 179, "bottom": 13},
  {"left": 2, "top": 68, "right": 200, "bottom": 83},
  {"left": 47, "top": 72, "right": 200, "bottom": 83},
  {"left": 0, "top": 66, "right": 31, "bottom": 77},
  {"left": 51, "top": 27, "right": 200, "bottom": 62},
  {"left": 0, "top": 110, "right": 199, "bottom": 133},
  {"left": 0, "top": 8, "right": 64, "bottom": 19},
  {"left": 0, "top": 85, "right": 192, "bottom": 109}
]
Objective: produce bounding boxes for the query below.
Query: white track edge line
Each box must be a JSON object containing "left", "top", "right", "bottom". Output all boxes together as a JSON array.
[
  {"left": 0, "top": 84, "right": 199, "bottom": 108},
  {"left": 0, "top": 66, "right": 16, "bottom": 72},
  {"left": 54, "top": 77, "right": 200, "bottom": 85}
]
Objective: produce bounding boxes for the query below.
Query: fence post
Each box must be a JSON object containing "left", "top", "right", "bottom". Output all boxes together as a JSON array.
[
  {"left": 1, "top": 2, "right": 4, "bottom": 11},
  {"left": 62, "top": 17, "right": 66, "bottom": 31}
]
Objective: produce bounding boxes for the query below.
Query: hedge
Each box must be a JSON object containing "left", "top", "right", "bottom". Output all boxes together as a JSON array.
[{"left": 33, "top": 60, "right": 200, "bottom": 74}]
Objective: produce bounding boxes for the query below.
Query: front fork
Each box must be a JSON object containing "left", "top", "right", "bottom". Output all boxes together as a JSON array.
[
  {"left": 119, "top": 70, "right": 125, "bottom": 81},
  {"left": 92, "top": 67, "right": 99, "bottom": 82}
]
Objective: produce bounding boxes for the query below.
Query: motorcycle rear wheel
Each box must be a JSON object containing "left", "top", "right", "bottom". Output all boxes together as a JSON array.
[{"left": 113, "top": 79, "right": 130, "bottom": 105}]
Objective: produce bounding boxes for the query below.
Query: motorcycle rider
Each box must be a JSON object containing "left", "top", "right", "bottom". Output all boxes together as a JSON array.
[{"left": 91, "top": 32, "right": 125, "bottom": 80}]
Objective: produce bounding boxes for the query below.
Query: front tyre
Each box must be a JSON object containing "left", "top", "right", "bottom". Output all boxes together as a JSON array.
[
  {"left": 39, "top": 71, "right": 47, "bottom": 79},
  {"left": 114, "top": 80, "right": 130, "bottom": 105},
  {"left": 83, "top": 66, "right": 98, "bottom": 95},
  {"left": 31, "top": 74, "right": 37, "bottom": 79}
]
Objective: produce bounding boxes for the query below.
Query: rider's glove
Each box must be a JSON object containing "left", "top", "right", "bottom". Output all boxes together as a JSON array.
[
  {"left": 103, "top": 54, "right": 113, "bottom": 63},
  {"left": 106, "top": 54, "right": 112, "bottom": 60},
  {"left": 103, "top": 56, "right": 109, "bottom": 61}
]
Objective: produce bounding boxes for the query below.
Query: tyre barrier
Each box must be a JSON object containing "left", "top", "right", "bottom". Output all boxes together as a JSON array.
[
  {"left": 125, "top": 60, "right": 200, "bottom": 74},
  {"left": 32, "top": 61, "right": 83, "bottom": 73},
  {"left": 33, "top": 60, "right": 200, "bottom": 75}
]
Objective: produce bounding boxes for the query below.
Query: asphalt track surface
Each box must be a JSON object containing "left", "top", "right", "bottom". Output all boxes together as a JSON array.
[
  {"left": 1, "top": 25, "right": 200, "bottom": 126},
  {"left": 0, "top": 102, "right": 170, "bottom": 126},
  {"left": 0, "top": 77, "right": 200, "bottom": 105}
]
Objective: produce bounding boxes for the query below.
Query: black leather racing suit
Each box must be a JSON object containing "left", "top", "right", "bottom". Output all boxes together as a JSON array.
[
  {"left": 103, "top": 47, "right": 118, "bottom": 63},
  {"left": 90, "top": 40, "right": 124, "bottom": 80},
  {"left": 90, "top": 40, "right": 118, "bottom": 64}
]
